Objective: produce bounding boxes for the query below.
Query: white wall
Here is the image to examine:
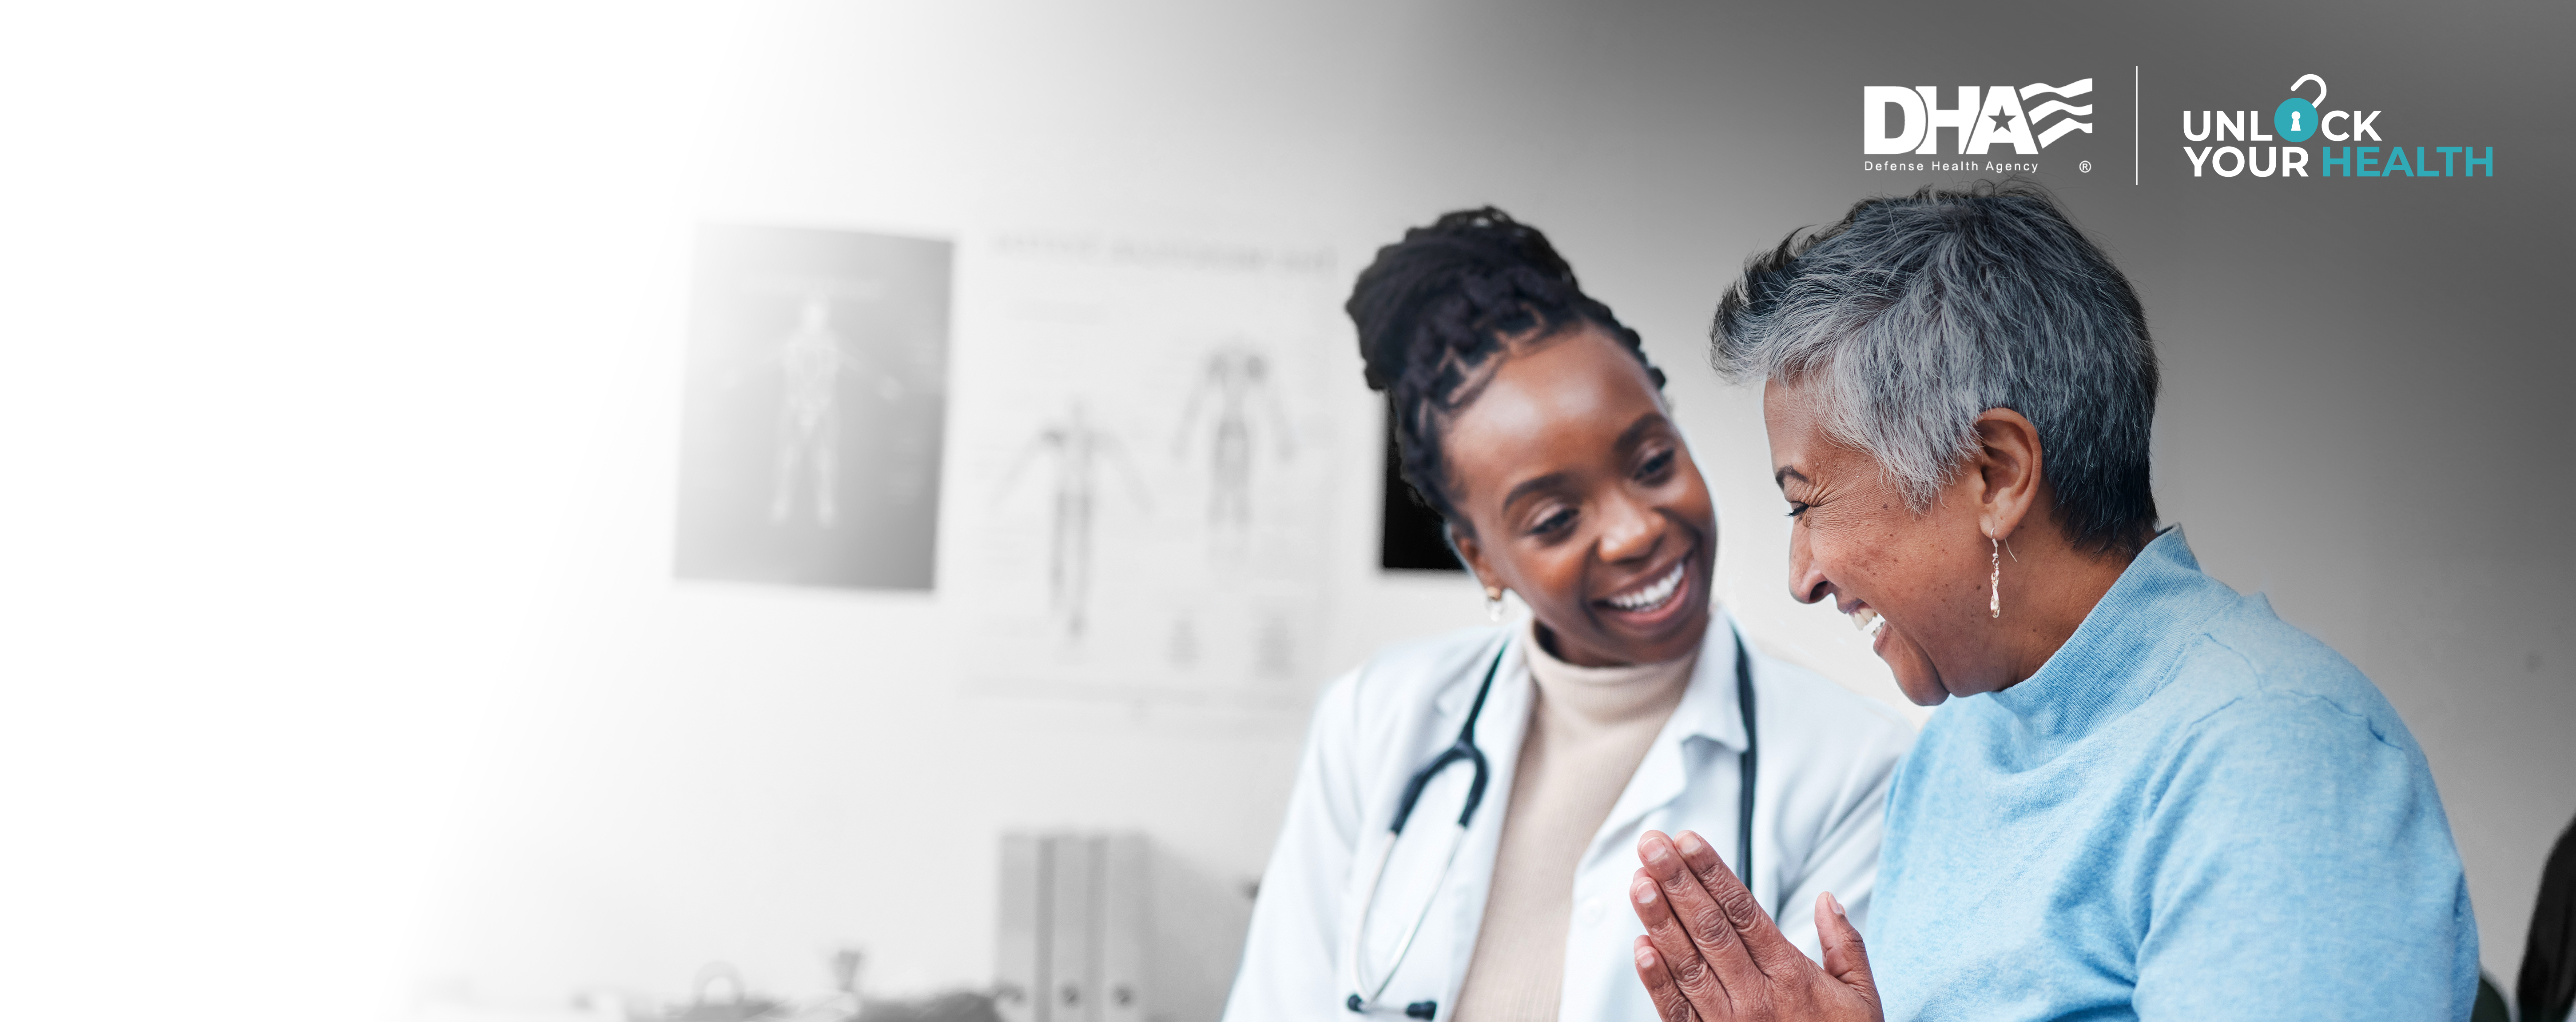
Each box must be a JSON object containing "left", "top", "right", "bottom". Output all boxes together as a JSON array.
[{"left": 0, "top": 4, "right": 730, "bottom": 1019}]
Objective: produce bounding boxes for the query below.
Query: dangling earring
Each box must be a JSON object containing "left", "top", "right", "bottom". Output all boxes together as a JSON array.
[
  {"left": 1988, "top": 536, "right": 2002, "bottom": 619},
  {"left": 1485, "top": 587, "right": 1505, "bottom": 623}
]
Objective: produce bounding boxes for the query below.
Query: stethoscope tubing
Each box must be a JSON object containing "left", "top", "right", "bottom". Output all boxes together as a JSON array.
[
  {"left": 1344, "top": 810, "right": 1471, "bottom": 1010},
  {"left": 1344, "top": 627, "right": 1759, "bottom": 1016}
]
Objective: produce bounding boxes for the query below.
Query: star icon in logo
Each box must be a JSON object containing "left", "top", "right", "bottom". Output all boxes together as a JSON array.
[{"left": 1989, "top": 112, "right": 2016, "bottom": 131}]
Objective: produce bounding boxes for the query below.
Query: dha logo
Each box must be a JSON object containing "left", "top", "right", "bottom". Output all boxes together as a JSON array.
[
  {"left": 1864, "top": 80, "right": 2095, "bottom": 155},
  {"left": 2181, "top": 74, "right": 2496, "bottom": 178}
]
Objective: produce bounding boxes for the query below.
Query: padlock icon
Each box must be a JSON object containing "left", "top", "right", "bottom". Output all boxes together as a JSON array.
[{"left": 2275, "top": 74, "right": 2326, "bottom": 143}]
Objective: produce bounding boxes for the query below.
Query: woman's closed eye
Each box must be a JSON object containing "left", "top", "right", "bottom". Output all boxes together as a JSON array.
[
  {"left": 1634, "top": 447, "right": 1675, "bottom": 483},
  {"left": 1528, "top": 504, "right": 1578, "bottom": 537}
]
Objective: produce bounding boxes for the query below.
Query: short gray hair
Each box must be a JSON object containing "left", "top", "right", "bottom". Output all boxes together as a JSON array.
[{"left": 1710, "top": 181, "right": 2159, "bottom": 555}]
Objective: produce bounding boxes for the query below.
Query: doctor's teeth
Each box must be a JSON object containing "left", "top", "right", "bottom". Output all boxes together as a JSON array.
[
  {"left": 1851, "top": 607, "right": 1884, "bottom": 636},
  {"left": 1609, "top": 563, "right": 1685, "bottom": 611}
]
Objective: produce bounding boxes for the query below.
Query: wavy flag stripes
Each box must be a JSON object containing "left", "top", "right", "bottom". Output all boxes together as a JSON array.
[{"left": 2020, "top": 79, "right": 2095, "bottom": 147}]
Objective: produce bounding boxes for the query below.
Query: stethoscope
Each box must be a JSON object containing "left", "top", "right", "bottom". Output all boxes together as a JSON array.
[{"left": 1342, "top": 628, "right": 1759, "bottom": 1018}]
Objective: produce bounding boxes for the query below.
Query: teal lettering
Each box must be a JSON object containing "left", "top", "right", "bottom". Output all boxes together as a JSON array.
[
  {"left": 2383, "top": 145, "right": 2413, "bottom": 177},
  {"left": 2357, "top": 146, "right": 2381, "bottom": 177},
  {"left": 2466, "top": 146, "right": 2494, "bottom": 176},
  {"left": 2436, "top": 146, "right": 2463, "bottom": 176},
  {"left": 2322, "top": 146, "right": 2349, "bottom": 176}
]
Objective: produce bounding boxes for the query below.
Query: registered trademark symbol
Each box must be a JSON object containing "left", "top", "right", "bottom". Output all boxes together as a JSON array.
[{"left": 2080, "top": 160, "right": 2093, "bottom": 172}]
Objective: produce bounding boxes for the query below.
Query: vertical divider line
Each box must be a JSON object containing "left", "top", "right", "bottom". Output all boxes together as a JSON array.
[{"left": 2134, "top": 66, "right": 2141, "bottom": 185}]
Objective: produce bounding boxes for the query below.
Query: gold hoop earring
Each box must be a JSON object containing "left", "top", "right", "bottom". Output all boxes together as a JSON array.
[
  {"left": 1988, "top": 536, "right": 2001, "bottom": 619},
  {"left": 1485, "top": 587, "right": 1505, "bottom": 623}
]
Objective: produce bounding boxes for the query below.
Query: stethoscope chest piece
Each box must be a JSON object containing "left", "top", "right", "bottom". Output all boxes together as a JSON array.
[{"left": 1344, "top": 994, "right": 1437, "bottom": 1019}]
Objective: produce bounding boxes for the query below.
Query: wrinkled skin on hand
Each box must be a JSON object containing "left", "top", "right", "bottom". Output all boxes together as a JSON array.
[{"left": 1627, "top": 829, "right": 1882, "bottom": 1022}]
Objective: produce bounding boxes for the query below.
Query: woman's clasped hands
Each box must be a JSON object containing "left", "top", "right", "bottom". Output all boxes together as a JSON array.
[{"left": 1627, "top": 830, "right": 1883, "bottom": 1022}]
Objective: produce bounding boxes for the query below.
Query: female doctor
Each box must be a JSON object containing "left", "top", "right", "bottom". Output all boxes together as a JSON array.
[{"left": 1222, "top": 209, "right": 1913, "bottom": 1022}]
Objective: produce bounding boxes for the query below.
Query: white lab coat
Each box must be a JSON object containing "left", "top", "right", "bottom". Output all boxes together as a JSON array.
[{"left": 1223, "top": 611, "right": 1914, "bottom": 1022}]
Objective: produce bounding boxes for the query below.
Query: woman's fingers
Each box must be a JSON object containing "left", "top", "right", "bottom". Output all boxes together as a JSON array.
[
  {"left": 1631, "top": 869, "right": 1732, "bottom": 1019},
  {"left": 1637, "top": 830, "right": 1770, "bottom": 992},
  {"left": 1814, "top": 891, "right": 1880, "bottom": 1008},
  {"left": 1633, "top": 936, "right": 1706, "bottom": 1022},
  {"left": 1671, "top": 829, "right": 1814, "bottom": 979}
]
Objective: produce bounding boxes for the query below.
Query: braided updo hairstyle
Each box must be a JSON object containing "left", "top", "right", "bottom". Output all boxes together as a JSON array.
[{"left": 1348, "top": 207, "right": 1665, "bottom": 531}]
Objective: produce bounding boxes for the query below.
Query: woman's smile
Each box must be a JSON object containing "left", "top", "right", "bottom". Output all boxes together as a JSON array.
[
  {"left": 1603, "top": 558, "right": 1687, "bottom": 613},
  {"left": 1593, "top": 551, "right": 1698, "bottom": 639}
]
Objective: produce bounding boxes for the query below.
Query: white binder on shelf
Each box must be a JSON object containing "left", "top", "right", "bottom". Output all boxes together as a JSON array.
[
  {"left": 996, "top": 833, "right": 1046, "bottom": 1022},
  {"left": 1049, "top": 834, "right": 1098, "bottom": 1022},
  {"left": 1097, "top": 833, "right": 1149, "bottom": 1022}
]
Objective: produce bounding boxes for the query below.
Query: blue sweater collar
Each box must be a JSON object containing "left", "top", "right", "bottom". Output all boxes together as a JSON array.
[{"left": 1984, "top": 527, "right": 2238, "bottom": 747}]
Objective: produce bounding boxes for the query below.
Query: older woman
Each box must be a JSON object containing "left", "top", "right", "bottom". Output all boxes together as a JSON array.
[{"left": 1618, "top": 183, "right": 2478, "bottom": 1021}]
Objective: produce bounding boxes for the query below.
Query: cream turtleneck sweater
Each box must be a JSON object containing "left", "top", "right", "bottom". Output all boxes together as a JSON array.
[{"left": 1449, "top": 615, "right": 1698, "bottom": 1021}]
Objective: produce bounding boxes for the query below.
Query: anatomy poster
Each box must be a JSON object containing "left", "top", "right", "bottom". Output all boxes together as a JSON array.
[
  {"left": 951, "top": 231, "right": 1339, "bottom": 701},
  {"left": 673, "top": 224, "right": 950, "bottom": 590}
]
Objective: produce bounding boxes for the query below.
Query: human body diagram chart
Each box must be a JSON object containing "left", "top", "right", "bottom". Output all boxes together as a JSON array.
[
  {"left": 951, "top": 232, "right": 1336, "bottom": 700},
  {"left": 1173, "top": 345, "right": 1296, "bottom": 558},
  {"left": 993, "top": 401, "right": 1150, "bottom": 640},
  {"left": 675, "top": 225, "right": 950, "bottom": 591},
  {"left": 762, "top": 291, "right": 915, "bottom": 527}
]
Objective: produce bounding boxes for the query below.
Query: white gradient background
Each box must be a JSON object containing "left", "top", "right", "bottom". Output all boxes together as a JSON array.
[{"left": 1, "top": 2, "right": 2566, "bottom": 1019}]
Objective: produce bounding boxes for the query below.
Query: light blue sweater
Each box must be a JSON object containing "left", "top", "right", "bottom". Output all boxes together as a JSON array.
[{"left": 1871, "top": 529, "right": 2477, "bottom": 1021}]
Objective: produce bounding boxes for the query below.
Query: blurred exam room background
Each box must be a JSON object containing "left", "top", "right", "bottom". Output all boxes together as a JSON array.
[{"left": 0, "top": 1, "right": 2567, "bottom": 1020}]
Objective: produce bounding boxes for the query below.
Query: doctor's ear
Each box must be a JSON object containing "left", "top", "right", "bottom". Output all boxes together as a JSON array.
[{"left": 1447, "top": 524, "right": 1501, "bottom": 593}]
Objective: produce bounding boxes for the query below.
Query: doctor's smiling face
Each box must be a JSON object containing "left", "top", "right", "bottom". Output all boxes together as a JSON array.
[{"left": 1445, "top": 324, "right": 1717, "bottom": 668}]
